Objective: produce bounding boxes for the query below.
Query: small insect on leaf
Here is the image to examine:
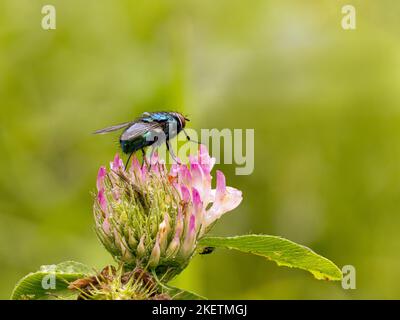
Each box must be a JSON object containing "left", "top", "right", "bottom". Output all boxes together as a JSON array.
[{"left": 198, "top": 246, "right": 215, "bottom": 255}]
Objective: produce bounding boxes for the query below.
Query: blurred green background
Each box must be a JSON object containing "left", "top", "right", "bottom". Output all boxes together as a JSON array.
[{"left": 1, "top": 0, "right": 399, "bottom": 299}]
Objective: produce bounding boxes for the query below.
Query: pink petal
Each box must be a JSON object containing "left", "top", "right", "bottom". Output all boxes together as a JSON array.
[
  {"left": 190, "top": 163, "right": 203, "bottom": 186},
  {"left": 222, "top": 187, "right": 243, "bottom": 212},
  {"left": 188, "top": 155, "right": 197, "bottom": 165},
  {"left": 198, "top": 144, "right": 216, "bottom": 174},
  {"left": 180, "top": 185, "right": 191, "bottom": 202},
  {"left": 215, "top": 170, "right": 226, "bottom": 200},
  {"left": 102, "top": 218, "right": 110, "bottom": 234},
  {"left": 97, "top": 189, "right": 107, "bottom": 212},
  {"left": 130, "top": 155, "right": 141, "bottom": 174},
  {"left": 110, "top": 154, "right": 124, "bottom": 171},
  {"left": 179, "top": 214, "right": 197, "bottom": 257},
  {"left": 201, "top": 171, "right": 243, "bottom": 235},
  {"left": 96, "top": 166, "right": 107, "bottom": 191},
  {"left": 189, "top": 214, "right": 196, "bottom": 233},
  {"left": 179, "top": 164, "right": 192, "bottom": 186},
  {"left": 149, "top": 153, "right": 166, "bottom": 175},
  {"left": 171, "top": 180, "right": 179, "bottom": 191},
  {"left": 150, "top": 151, "right": 159, "bottom": 164},
  {"left": 203, "top": 187, "right": 242, "bottom": 231},
  {"left": 191, "top": 187, "right": 202, "bottom": 207},
  {"left": 190, "top": 162, "right": 212, "bottom": 203},
  {"left": 192, "top": 187, "right": 204, "bottom": 228},
  {"left": 169, "top": 163, "right": 180, "bottom": 177},
  {"left": 140, "top": 162, "right": 148, "bottom": 179}
]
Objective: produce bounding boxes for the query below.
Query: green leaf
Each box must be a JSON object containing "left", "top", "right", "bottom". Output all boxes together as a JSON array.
[
  {"left": 198, "top": 235, "right": 342, "bottom": 281},
  {"left": 163, "top": 285, "right": 207, "bottom": 300},
  {"left": 150, "top": 270, "right": 206, "bottom": 300},
  {"left": 11, "top": 261, "right": 94, "bottom": 300}
]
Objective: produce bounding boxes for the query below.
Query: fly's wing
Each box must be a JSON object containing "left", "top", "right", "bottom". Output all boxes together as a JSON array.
[
  {"left": 120, "top": 121, "right": 165, "bottom": 142},
  {"left": 93, "top": 112, "right": 167, "bottom": 135},
  {"left": 93, "top": 122, "right": 133, "bottom": 134}
]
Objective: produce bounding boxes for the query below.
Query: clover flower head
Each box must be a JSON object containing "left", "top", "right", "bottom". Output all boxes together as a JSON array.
[{"left": 93, "top": 145, "right": 242, "bottom": 277}]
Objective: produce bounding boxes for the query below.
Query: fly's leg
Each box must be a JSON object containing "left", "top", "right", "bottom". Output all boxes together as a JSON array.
[
  {"left": 124, "top": 151, "right": 134, "bottom": 171},
  {"left": 141, "top": 148, "right": 148, "bottom": 169},
  {"left": 166, "top": 140, "right": 181, "bottom": 165},
  {"left": 148, "top": 145, "right": 157, "bottom": 171},
  {"left": 183, "top": 129, "right": 201, "bottom": 144}
]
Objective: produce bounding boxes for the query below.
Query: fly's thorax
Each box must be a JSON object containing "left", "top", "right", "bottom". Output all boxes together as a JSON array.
[{"left": 163, "top": 118, "right": 181, "bottom": 141}]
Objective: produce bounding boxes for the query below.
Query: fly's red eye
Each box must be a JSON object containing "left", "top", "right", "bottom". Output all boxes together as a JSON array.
[{"left": 176, "top": 113, "right": 186, "bottom": 128}]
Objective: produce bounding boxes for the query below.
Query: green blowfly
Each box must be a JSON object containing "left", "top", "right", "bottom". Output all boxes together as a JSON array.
[{"left": 94, "top": 111, "right": 195, "bottom": 168}]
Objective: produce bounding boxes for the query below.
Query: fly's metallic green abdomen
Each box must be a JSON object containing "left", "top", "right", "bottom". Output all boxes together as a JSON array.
[{"left": 120, "top": 131, "right": 154, "bottom": 154}]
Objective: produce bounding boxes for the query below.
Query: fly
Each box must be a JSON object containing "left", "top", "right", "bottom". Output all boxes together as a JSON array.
[{"left": 94, "top": 111, "right": 195, "bottom": 169}]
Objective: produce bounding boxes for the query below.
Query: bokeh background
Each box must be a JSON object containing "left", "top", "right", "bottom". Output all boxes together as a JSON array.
[{"left": 1, "top": 0, "right": 399, "bottom": 299}]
